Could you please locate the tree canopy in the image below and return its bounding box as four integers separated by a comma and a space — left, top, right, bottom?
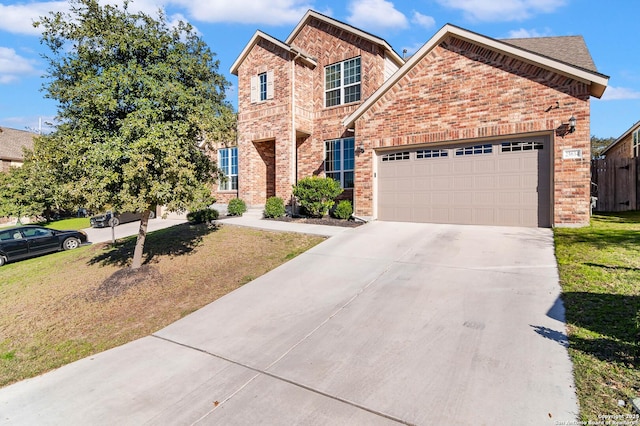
34, 0, 235, 268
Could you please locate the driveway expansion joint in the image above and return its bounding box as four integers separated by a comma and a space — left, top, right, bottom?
151, 334, 413, 425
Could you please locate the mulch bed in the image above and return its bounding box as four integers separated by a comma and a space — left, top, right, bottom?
266, 216, 364, 228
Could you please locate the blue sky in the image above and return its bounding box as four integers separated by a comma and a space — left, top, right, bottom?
0, 0, 638, 138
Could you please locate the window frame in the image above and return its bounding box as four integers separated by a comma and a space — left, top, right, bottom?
218, 147, 238, 191
324, 57, 361, 108
259, 72, 267, 101
324, 137, 355, 189
633, 129, 640, 157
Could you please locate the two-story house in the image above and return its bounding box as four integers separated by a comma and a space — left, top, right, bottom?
230, 10, 608, 227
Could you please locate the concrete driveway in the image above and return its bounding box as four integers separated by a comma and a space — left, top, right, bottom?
0, 221, 578, 425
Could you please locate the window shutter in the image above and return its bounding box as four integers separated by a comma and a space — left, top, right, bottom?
266, 70, 274, 100
250, 75, 258, 103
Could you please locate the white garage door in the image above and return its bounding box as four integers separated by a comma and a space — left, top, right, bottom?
377, 136, 551, 227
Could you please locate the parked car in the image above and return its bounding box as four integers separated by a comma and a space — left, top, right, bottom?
89, 210, 156, 228
0, 225, 88, 267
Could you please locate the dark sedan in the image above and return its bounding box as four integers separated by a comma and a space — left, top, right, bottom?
0, 225, 88, 266
90, 210, 155, 228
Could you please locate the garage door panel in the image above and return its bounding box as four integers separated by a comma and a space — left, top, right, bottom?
378, 136, 551, 227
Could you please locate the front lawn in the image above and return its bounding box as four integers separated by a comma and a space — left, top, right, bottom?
0, 223, 324, 388
555, 212, 640, 420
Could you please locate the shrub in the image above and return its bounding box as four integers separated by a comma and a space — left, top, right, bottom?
227, 198, 247, 216
264, 196, 286, 218
292, 176, 343, 218
332, 200, 353, 220
187, 208, 219, 224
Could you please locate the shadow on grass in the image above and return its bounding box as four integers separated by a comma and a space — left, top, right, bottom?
593, 211, 640, 225
88, 222, 219, 267
562, 292, 639, 367
557, 229, 640, 252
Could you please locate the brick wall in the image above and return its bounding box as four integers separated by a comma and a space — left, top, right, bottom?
605, 132, 632, 160
356, 36, 592, 226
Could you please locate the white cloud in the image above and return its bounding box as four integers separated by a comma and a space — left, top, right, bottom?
169, 0, 314, 25
0, 1, 68, 36
506, 27, 553, 38
346, 0, 408, 32
436, 0, 567, 22
600, 86, 640, 101
399, 42, 425, 58
412, 11, 435, 29
0, 47, 38, 84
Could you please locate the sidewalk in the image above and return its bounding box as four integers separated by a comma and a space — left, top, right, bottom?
216, 208, 353, 237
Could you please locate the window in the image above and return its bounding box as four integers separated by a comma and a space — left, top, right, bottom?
634, 129, 640, 157
455, 144, 492, 156
325, 137, 354, 188
325, 57, 361, 107
259, 72, 267, 101
416, 149, 448, 159
501, 141, 543, 152
250, 71, 273, 103
218, 147, 238, 191
381, 152, 410, 161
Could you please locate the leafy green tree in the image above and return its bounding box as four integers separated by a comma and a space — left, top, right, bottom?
591, 135, 616, 159
34, 0, 234, 269
0, 158, 50, 222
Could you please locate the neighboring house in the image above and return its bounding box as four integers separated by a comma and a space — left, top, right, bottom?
231, 10, 609, 227
0, 127, 35, 172
600, 120, 640, 159
591, 120, 640, 212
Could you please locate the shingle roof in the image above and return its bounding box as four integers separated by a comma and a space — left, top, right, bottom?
0, 127, 35, 161
501, 35, 598, 74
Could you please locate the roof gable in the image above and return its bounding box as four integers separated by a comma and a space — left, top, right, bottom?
285, 10, 403, 68
501, 35, 598, 73
230, 30, 316, 75
344, 24, 609, 128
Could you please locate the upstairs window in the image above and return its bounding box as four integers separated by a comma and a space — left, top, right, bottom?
218, 147, 238, 191
250, 71, 273, 103
325, 57, 361, 107
325, 137, 355, 188
634, 129, 640, 157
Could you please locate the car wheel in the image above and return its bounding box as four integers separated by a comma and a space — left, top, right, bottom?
0, 255, 6, 267
109, 217, 120, 227
149, 211, 156, 219
63, 237, 81, 250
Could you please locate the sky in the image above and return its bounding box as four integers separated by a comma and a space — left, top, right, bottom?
0, 0, 639, 138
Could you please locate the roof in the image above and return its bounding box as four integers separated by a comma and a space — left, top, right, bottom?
343, 24, 610, 128
230, 10, 404, 76
0, 127, 35, 161
285, 10, 404, 67
601, 120, 640, 156
501, 35, 598, 74
230, 30, 317, 75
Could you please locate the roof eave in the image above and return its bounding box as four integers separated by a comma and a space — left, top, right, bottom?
601, 120, 640, 155
230, 31, 291, 75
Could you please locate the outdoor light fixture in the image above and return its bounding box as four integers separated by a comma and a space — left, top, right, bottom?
568, 115, 577, 134
356, 142, 365, 154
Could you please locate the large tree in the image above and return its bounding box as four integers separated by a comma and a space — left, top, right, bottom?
34, 0, 234, 269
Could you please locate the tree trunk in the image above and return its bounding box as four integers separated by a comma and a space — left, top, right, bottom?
131, 209, 151, 270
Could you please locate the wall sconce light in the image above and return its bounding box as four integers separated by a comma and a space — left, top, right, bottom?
356, 142, 365, 154
568, 115, 576, 134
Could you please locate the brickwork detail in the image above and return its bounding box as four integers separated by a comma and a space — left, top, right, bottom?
356, 36, 592, 225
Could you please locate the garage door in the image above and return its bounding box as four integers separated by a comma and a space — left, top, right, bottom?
377, 136, 551, 227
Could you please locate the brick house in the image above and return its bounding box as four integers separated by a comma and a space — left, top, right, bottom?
600, 120, 640, 159
231, 10, 608, 227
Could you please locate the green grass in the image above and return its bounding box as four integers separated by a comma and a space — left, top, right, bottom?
0, 217, 90, 230
554, 211, 640, 420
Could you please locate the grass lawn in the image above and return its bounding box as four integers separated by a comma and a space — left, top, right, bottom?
0, 223, 324, 388
555, 211, 640, 420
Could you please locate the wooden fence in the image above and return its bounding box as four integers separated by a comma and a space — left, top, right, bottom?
591, 157, 640, 212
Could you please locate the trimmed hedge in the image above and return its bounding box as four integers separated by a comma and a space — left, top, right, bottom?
227, 198, 247, 216
292, 176, 343, 218
264, 196, 286, 218
187, 208, 219, 224
332, 200, 353, 220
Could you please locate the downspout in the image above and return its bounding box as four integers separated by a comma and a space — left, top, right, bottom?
291, 50, 301, 214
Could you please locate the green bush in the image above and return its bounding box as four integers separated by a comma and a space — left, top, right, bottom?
292, 176, 343, 218
227, 198, 247, 216
264, 196, 286, 218
187, 208, 219, 224
332, 200, 353, 220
